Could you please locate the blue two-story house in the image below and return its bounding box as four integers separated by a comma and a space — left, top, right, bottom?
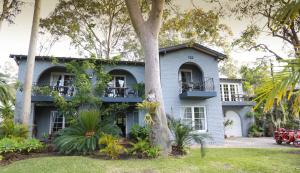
10, 43, 255, 145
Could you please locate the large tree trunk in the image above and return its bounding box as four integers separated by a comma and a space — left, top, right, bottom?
125, 0, 171, 155
141, 34, 171, 155
21, 0, 41, 126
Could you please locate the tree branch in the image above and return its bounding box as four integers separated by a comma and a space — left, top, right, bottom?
249, 43, 283, 60
147, 0, 165, 34
125, 0, 145, 39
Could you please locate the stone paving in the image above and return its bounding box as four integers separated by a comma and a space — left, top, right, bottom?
208, 137, 296, 148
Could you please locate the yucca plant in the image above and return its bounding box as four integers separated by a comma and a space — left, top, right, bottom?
168, 117, 209, 157
54, 109, 101, 154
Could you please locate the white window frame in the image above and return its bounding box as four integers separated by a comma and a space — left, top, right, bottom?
180, 106, 207, 133
110, 75, 127, 88
50, 72, 74, 86
179, 69, 193, 82
49, 111, 65, 135
220, 83, 240, 101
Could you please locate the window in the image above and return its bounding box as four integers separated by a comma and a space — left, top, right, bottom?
223, 84, 229, 101
133, 111, 139, 124
181, 106, 207, 132
49, 111, 65, 134
50, 73, 75, 96
220, 83, 239, 101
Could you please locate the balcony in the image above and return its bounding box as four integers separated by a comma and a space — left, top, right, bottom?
31, 83, 74, 102
222, 94, 256, 106
100, 69, 143, 103
102, 87, 142, 103
179, 78, 217, 99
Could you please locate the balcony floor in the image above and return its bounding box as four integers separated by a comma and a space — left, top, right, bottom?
179, 90, 217, 99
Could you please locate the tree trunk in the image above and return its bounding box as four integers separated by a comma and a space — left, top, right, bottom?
21, 0, 41, 127
125, 0, 171, 155
141, 34, 171, 155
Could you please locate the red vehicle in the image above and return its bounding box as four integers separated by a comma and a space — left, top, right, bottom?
274, 128, 300, 147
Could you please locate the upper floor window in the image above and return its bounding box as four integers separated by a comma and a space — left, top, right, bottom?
220, 83, 239, 101
51, 73, 75, 96
180, 106, 207, 132
49, 111, 65, 135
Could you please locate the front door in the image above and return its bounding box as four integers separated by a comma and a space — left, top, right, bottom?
116, 112, 126, 137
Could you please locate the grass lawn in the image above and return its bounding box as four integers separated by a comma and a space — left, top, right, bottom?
0, 148, 300, 173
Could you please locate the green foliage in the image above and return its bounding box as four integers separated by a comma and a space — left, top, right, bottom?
133, 83, 145, 99
99, 134, 126, 159
239, 60, 270, 96
0, 72, 15, 105
255, 58, 300, 115
160, 8, 232, 51
137, 101, 159, 124
0, 102, 14, 120
40, 0, 132, 58
129, 139, 160, 158
0, 138, 43, 155
129, 124, 150, 141
168, 117, 209, 157
54, 109, 101, 154
32, 86, 52, 96
224, 119, 233, 128
0, 120, 29, 139
248, 124, 263, 137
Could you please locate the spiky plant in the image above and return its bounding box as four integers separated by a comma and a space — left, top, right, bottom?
168, 117, 210, 157
54, 109, 101, 154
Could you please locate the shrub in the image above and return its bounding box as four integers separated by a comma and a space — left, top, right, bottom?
0, 119, 29, 139
0, 138, 43, 155
99, 134, 126, 159
168, 117, 209, 157
248, 124, 263, 137
129, 139, 160, 158
129, 124, 149, 141
54, 109, 101, 154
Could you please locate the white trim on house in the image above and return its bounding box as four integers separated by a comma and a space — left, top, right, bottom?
220, 83, 241, 101
180, 106, 207, 133
49, 111, 65, 135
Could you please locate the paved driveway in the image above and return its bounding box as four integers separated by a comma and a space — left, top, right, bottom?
209, 137, 295, 148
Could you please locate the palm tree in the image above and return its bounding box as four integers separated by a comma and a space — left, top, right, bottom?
0, 73, 13, 105
255, 58, 300, 115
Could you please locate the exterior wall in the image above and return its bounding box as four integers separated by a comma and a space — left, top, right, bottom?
108, 69, 138, 91
34, 106, 57, 139
160, 49, 224, 145
222, 106, 254, 137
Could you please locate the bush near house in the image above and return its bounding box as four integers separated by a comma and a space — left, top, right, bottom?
0, 137, 43, 159
248, 124, 263, 137
129, 124, 150, 141
0, 119, 29, 139
99, 134, 127, 159
129, 139, 160, 159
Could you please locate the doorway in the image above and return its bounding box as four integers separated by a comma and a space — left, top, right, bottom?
116, 112, 126, 137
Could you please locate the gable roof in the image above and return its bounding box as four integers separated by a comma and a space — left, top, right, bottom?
159, 43, 227, 60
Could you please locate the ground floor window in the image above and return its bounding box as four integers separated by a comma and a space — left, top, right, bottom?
180, 106, 207, 132
49, 111, 65, 134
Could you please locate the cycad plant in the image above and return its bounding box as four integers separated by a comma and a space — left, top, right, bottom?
168, 117, 209, 157
54, 109, 101, 154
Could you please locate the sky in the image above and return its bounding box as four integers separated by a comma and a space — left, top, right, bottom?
0, 0, 292, 78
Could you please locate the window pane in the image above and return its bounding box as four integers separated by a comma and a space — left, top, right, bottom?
223, 84, 229, 101
195, 119, 205, 130
183, 107, 192, 118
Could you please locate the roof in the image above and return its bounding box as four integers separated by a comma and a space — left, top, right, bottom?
9, 55, 145, 66
10, 43, 227, 64
159, 43, 227, 60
